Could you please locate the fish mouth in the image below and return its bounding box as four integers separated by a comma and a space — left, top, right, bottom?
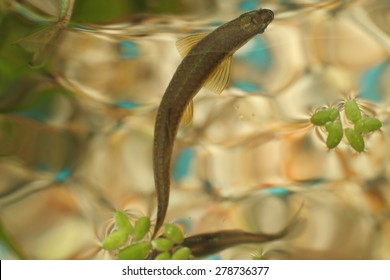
260, 9, 274, 24
255, 8, 274, 32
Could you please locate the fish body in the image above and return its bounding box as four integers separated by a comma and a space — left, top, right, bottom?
153, 9, 274, 236
182, 229, 286, 257
181, 208, 304, 257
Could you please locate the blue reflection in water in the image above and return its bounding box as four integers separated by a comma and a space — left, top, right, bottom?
13, 110, 47, 122
238, 0, 259, 11
204, 255, 222, 260
173, 148, 194, 182
279, 0, 300, 9
266, 187, 290, 197
114, 101, 140, 110
0, 244, 14, 260
359, 61, 388, 102
233, 36, 271, 94
119, 41, 140, 59
233, 81, 261, 93
236, 37, 271, 72
54, 168, 72, 182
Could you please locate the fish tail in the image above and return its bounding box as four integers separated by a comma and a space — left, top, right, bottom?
152, 113, 175, 238
278, 202, 306, 240
152, 177, 169, 238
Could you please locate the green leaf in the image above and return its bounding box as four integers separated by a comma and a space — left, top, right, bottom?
310, 108, 339, 126
115, 211, 133, 235
102, 230, 128, 250
345, 128, 365, 152
163, 224, 184, 244
355, 117, 382, 133
154, 251, 171, 260
325, 120, 343, 149
118, 242, 152, 260
171, 247, 191, 260
152, 238, 173, 252
344, 100, 361, 123
133, 216, 150, 241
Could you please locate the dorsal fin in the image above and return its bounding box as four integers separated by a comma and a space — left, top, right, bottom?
176, 33, 209, 57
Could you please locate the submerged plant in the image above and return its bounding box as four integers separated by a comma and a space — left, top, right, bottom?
310, 98, 382, 152
101, 210, 300, 260
102, 213, 191, 260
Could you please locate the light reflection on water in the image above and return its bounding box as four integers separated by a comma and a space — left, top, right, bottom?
0, 0, 390, 259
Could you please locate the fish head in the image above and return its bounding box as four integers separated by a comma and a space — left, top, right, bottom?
239, 8, 274, 34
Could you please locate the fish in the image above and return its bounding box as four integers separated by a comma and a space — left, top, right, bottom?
152, 8, 274, 237
180, 205, 305, 257
181, 228, 287, 257
147, 228, 288, 259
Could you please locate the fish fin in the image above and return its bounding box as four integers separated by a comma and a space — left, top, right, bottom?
204, 55, 232, 94
181, 100, 193, 125
176, 33, 209, 57
14, 23, 63, 67
14, 24, 52, 51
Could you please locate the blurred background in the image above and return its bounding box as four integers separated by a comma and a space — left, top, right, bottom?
1, 0, 390, 259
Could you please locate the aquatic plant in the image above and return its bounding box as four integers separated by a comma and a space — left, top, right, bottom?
310, 98, 383, 152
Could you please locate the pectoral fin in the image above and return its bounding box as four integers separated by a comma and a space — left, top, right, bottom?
175, 32, 231, 124
176, 33, 209, 57
181, 100, 193, 125
204, 55, 232, 94
176, 34, 208, 126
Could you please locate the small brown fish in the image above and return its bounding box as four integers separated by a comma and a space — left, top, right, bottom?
180, 211, 304, 257
182, 228, 286, 257
152, 9, 274, 237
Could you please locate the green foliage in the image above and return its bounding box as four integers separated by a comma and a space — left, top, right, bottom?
171, 247, 191, 260
115, 211, 133, 235
118, 242, 152, 260
163, 224, 184, 244
355, 117, 382, 133
310, 108, 339, 126
310, 99, 382, 152
133, 216, 151, 241
344, 100, 362, 123
325, 120, 343, 149
72, 0, 192, 23
102, 230, 128, 250
72, 0, 132, 23
101, 211, 133, 250
155, 251, 171, 260
101, 213, 191, 260
152, 238, 174, 252
345, 128, 365, 152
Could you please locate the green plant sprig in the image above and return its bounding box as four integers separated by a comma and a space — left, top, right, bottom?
310, 99, 382, 152
101, 212, 191, 260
